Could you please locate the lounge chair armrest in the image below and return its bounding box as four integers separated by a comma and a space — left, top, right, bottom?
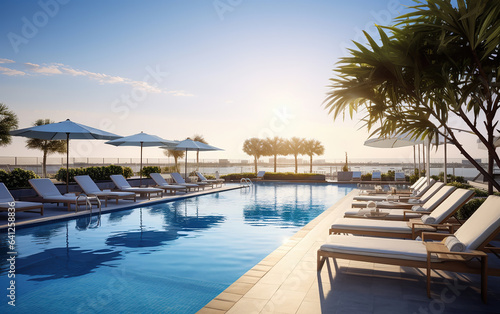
421, 232, 450, 242
403, 210, 431, 219
411, 222, 456, 234
426, 244, 487, 258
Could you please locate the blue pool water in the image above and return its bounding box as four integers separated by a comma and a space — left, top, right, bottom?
0, 182, 354, 313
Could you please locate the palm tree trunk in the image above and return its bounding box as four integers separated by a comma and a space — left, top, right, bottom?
254, 156, 258, 174
274, 155, 277, 172
174, 156, 178, 172
294, 155, 298, 174
196, 150, 200, 171
310, 155, 313, 173
42, 151, 47, 178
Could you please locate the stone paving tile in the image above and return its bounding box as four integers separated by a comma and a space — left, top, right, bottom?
244, 283, 280, 300
261, 290, 307, 313
204, 299, 235, 311
214, 292, 243, 303
225, 297, 267, 314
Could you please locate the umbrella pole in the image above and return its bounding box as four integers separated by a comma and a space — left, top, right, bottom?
418, 145, 421, 177
185, 148, 188, 180
66, 133, 69, 194
413, 145, 416, 177
444, 137, 447, 184
140, 142, 143, 186
426, 141, 431, 186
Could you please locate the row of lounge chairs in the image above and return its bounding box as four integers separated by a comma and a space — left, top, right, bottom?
317, 178, 500, 302
1, 172, 224, 215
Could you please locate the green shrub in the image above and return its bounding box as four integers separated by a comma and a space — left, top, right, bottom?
142, 166, 161, 178
263, 172, 325, 180
1, 168, 39, 189
470, 188, 489, 197
55, 165, 134, 183
163, 166, 177, 173
123, 167, 133, 178
447, 182, 472, 189
381, 170, 395, 181
456, 198, 485, 220
221, 172, 257, 180
361, 173, 372, 181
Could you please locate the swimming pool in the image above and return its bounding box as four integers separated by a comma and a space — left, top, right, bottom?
1, 182, 354, 313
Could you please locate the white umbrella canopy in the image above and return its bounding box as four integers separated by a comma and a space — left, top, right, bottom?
10, 119, 121, 192
161, 139, 223, 178
105, 132, 177, 184
477, 137, 500, 150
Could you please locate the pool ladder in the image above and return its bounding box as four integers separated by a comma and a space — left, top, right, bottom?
240, 178, 254, 188
76, 194, 102, 229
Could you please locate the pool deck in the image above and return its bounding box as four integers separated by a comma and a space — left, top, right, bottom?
198, 190, 500, 313
0, 184, 242, 230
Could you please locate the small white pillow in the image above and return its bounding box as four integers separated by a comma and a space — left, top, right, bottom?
421, 215, 435, 224
444, 236, 466, 252
408, 199, 423, 204
366, 201, 377, 209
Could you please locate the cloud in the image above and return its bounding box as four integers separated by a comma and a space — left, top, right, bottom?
0, 58, 192, 96
0, 58, 15, 64
0, 66, 26, 76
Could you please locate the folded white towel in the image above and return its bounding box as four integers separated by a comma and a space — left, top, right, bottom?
444, 236, 466, 252
411, 205, 425, 212
366, 201, 377, 208
408, 199, 423, 204
421, 214, 435, 224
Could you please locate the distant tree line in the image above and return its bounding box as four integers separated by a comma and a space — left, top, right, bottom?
242, 136, 325, 174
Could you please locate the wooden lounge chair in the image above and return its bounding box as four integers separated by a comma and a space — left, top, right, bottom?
0, 183, 43, 215
345, 185, 456, 221
170, 172, 202, 191
150, 173, 188, 194
356, 178, 435, 201
318, 195, 500, 302
29, 178, 89, 211
75, 175, 136, 206
253, 171, 266, 181
110, 175, 163, 199
331, 188, 474, 239
195, 171, 221, 188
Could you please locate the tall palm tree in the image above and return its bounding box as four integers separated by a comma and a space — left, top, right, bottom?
188, 134, 208, 171
25, 119, 67, 178
303, 139, 325, 173
243, 138, 265, 174
264, 136, 285, 172
0, 103, 18, 147
164, 148, 185, 173
286, 137, 305, 174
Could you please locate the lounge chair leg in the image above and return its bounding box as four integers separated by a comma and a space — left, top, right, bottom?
317, 251, 326, 271
426, 252, 431, 298
482, 255, 488, 303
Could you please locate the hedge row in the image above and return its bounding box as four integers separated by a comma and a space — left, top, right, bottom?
55, 165, 133, 183
0, 168, 39, 189
221, 172, 325, 181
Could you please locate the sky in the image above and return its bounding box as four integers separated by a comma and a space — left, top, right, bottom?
0, 0, 488, 164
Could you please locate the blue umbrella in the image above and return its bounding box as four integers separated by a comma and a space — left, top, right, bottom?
162, 139, 223, 179
10, 119, 121, 192
105, 132, 177, 184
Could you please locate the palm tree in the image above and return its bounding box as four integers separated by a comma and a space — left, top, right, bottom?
243, 138, 265, 174
188, 134, 208, 171
0, 103, 19, 146
303, 139, 325, 173
25, 119, 67, 178
286, 137, 305, 174
324, 0, 500, 193
264, 136, 285, 172
164, 148, 185, 173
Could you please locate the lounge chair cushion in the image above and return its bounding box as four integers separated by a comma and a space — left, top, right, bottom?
320, 235, 440, 262
0, 201, 41, 210
454, 195, 500, 250
29, 179, 63, 197
331, 218, 412, 234
427, 188, 474, 223
0, 183, 15, 203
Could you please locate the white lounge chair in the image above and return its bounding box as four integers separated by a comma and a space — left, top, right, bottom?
332, 188, 474, 238
252, 171, 266, 181
170, 172, 202, 191
345, 185, 456, 220
0, 183, 43, 215
150, 173, 188, 194
318, 195, 500, 302
110, 175, 163, 199
371, 170, 381, 181
195, 171, 221, 187
75, 175, 136, 206
356, 178, 435, 200
352, 181, 444, 205
29, 179, 90, 211
351, 171, 361, 181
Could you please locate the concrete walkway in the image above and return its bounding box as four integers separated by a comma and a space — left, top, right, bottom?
199, 190, 500, 313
